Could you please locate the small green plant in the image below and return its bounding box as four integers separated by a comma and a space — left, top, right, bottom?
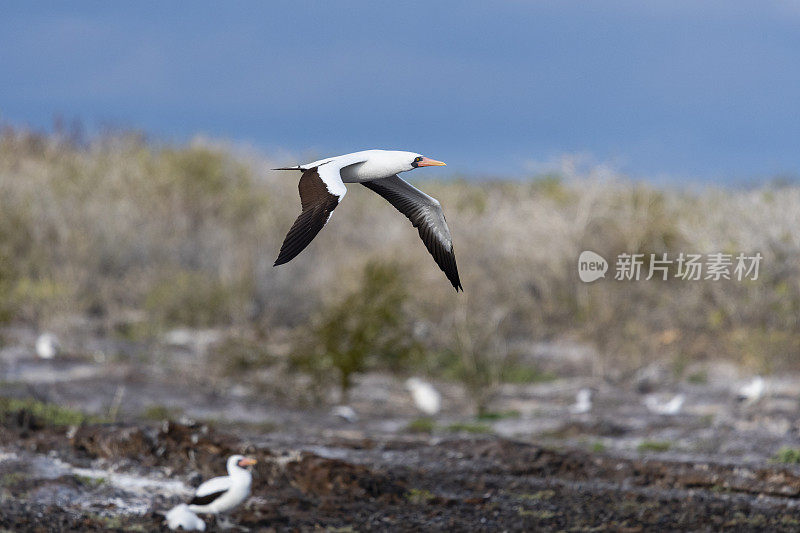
290, 260, 419, 402
445, 421, 492, 434
772, 447, 800, 464
637, 440, 672, 453
141, 404, 181, 421
406, 488, 436, 504
590, 441, 607, 454
687, 371, 708, 384
75, 475, 106, 488
0, 397, 100, 426
406, 417, 435, 433
1, 472, 26, 487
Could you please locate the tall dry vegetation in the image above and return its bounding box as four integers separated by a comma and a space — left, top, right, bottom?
0, 127, 798, 400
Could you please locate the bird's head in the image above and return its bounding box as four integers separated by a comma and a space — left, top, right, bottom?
409, 153, 446, 170
382, 151, 446, 174
228, 454, 257, 472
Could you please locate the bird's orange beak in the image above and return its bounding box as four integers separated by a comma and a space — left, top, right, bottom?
417, 157, 446, 167
238, 457, 257, 467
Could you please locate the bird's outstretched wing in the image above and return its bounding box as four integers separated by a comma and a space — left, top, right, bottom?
362, 175, 462, 291
274, 165, 347, 266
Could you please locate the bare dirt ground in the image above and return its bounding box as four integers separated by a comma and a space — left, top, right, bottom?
3, 324, 800, 531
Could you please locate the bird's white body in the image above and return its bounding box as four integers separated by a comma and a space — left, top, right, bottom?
165, 503, 206, 531
405, 377, 442, 415
570, 388, 592, 414
35, 333, 59, 359
737, 376, 765, 404
188, 455, 253, 515
296, 150, 421, 183
645, 393, 685, 415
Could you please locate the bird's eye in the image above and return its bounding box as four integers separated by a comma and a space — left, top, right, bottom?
414, 157, 423, 163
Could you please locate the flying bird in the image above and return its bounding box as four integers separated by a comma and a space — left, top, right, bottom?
570, 388, 592, 414
405, 377, 442, 416
737, 376, 765, 405
274, 150, 462, 290
644, 393, 685, 415
186, 455, 256, 516
35, 333, 59, 359
331, 405, 358, 423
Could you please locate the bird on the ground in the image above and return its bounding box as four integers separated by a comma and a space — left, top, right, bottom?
186, 455, 256, 516
331, 405, 358, 423
570, 388, 592, 414
35, 333, 59, 359
273, 150, 461, 290
645, 393, 685, 415
405, 377, 442, 416
737, 376, 765, 405
165, 503, 206, 531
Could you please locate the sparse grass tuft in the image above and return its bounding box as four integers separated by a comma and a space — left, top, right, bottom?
406, 488, 436, 504
771, 447, 800, 464
0, 397, 100, 426
140, 404, 181, 421
637, 440, 672, 453
476, 410, 521, 421
590, 441, 607, 453
445, 421, 493, 434
406, 417, 436, 433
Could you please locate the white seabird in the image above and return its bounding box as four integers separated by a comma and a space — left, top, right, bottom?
331, 405, 358, 423
186, 455, 256, 516
35, 333, 59, 359
274, 150, 461, 290
165, 503, 206, 531
737, 376, 765, 404
570, 388, 592, 414
645, 393, 685, 415
405, 377, 442, 416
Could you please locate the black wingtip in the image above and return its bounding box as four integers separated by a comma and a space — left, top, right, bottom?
272, 167, 301, 171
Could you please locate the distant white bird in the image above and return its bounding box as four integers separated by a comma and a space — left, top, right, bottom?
570, 388, 592, 414
331, 405, 358, 423
273, 150, 461, 290
405, 377, 442, 416
737, 376, 765, 404
645, 393, 685, 415
35, 333, 59, 359
165, 503, 206, 531
187, 455, 256, 515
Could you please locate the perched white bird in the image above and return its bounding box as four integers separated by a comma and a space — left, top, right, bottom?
165, 503, 206, 531
737, 376, 765, 404
187, 455, 256, 515
331, 405, 358, 423
35, 333, 59, 359
405, 377, 442, 416
274, 150, 461, 290
570, 388, 592, 414
645, 393, 685, 415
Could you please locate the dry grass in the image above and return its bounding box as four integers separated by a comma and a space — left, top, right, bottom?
1, 126, 798, 393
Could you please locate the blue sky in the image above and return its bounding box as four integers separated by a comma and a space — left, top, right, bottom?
2, 1, 799, 182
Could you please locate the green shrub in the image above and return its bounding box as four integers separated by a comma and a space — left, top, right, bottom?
290, 260, 419, 402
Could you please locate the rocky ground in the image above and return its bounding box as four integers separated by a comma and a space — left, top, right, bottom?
3, 324, 800, 531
